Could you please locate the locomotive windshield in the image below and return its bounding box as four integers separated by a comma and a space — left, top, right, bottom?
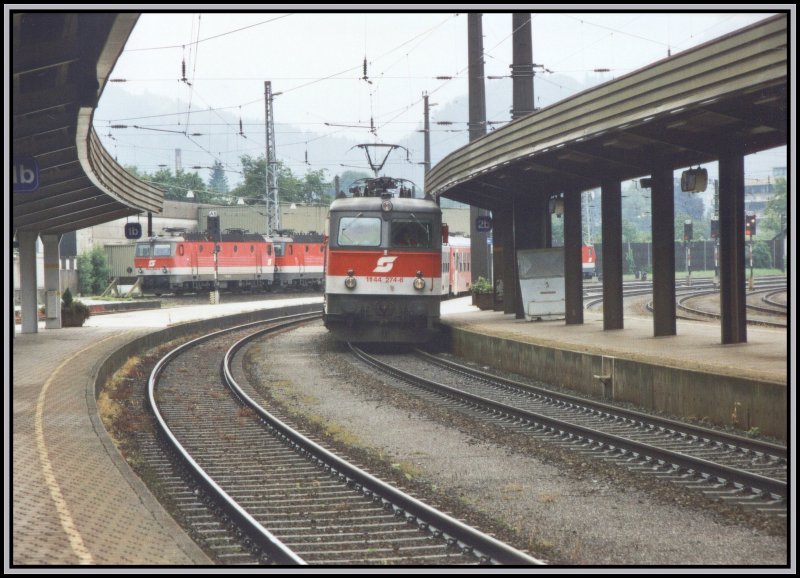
337, 216, 382, 247
391, 217, 433, 248
135, 242, 173, 257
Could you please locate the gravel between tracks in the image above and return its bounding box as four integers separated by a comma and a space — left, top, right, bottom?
242, 322, 787, 567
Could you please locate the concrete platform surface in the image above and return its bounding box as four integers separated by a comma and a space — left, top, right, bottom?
10, 297, 321, 566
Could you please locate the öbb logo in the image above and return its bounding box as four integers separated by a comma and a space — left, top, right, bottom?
373, 256, 398, 273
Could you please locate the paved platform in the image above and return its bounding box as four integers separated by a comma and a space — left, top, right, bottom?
9, 297, 321, 566
440, 298, 789, 384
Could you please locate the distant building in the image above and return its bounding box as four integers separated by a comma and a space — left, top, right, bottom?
744, 178, 776, 218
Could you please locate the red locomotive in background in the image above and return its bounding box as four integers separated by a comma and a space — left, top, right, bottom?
133, 229, 324, 295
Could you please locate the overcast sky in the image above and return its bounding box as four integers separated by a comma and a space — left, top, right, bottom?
95, 9, 787, 183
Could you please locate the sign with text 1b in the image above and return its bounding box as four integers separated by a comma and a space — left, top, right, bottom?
124, 222, 143, 239
476, 215, 492, 232
13, 156, 40, 193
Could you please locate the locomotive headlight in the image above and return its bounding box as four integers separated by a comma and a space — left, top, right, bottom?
138, 268, 144, 274
413, 271, 426, 290
162, 267, 168, 274
381, 199, 393, 213
344, 269, 357, 289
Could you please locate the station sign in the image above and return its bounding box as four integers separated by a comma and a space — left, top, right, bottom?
13, 156, 39, 193
476, 216, 493, 232
124, 222, 143, 239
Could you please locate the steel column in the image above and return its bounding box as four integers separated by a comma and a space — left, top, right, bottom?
651, 168, 677, 336
564, 189, 584, 325
492, 208, 514, 312
719, 150, 748, 344
513, 194, 547, 318
601, 180, 624, 330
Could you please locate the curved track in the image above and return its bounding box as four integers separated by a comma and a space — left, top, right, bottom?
147, 314, 541, 565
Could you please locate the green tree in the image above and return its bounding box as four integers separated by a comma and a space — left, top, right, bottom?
232, 155, 332, 206
124, 166, 208, 203
208, 160, 229, 195
300, 168, 332, 204
761, 177, 787, 237
231, 154, 266, 202
77, 246, 111, 295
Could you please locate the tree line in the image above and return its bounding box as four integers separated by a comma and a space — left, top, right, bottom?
126, 156, 372, 207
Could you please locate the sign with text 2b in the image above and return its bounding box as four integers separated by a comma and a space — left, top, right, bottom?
14, 156, 40, 193
476, 215, 493, 232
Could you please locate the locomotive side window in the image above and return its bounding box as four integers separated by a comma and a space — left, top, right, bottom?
391, 218, 433, 248
153, 244, 172, 257
178, 245, 185, 256
199, 244, 204, 253
337, 217, 381, 247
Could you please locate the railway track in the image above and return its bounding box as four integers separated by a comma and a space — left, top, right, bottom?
349, 345, 787, 519
584, 277, 787, 327
146, 313, 541, 565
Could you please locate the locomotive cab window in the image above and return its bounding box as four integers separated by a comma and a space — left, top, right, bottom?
336, 217, 381, 247
153, 244, 173, 257
391, 218, 433, 248
135, 243, 151, 257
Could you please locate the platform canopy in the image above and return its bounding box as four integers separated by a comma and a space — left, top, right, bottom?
12, 12, 163, 236
426, 15, 787, 208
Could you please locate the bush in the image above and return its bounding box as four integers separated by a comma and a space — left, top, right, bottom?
471, 276, 493, 294
61, 288, 91, 326
751, 242, 773, 269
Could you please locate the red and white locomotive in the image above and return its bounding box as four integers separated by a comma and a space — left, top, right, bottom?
323, 176, 444, 343
133, 229, 324, 294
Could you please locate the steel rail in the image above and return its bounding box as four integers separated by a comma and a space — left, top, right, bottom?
414, 349, 787, 459
221, 335, 543, 565
148, 312, 320, 565
351, 345, 786, 499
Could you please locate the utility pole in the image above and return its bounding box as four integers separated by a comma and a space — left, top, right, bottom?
511, 13, 534, 120
468, 13, 490, 282
264, 81, 280, 236
423, 92, 431, 175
